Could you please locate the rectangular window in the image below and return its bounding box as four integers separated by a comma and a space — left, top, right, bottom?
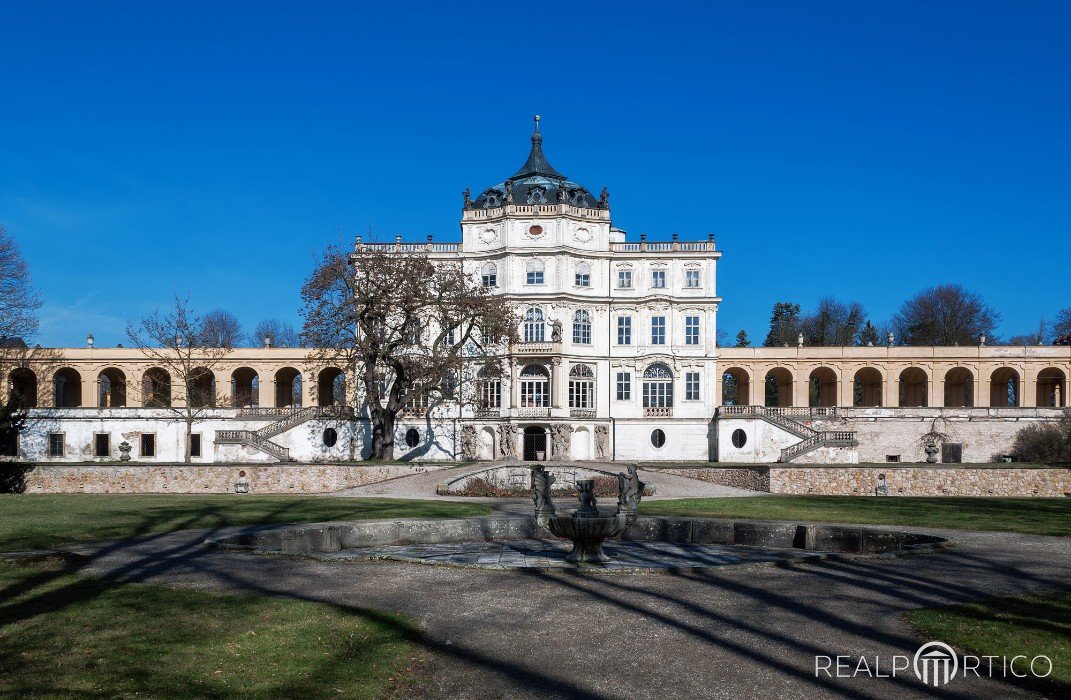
685, 371, 700, 401
575, 271, 590, 287
520, 380, 550, 408
651, 316, 666, 345
94, 433, 110, 458
617, 316, 632, 345
685, 316, 700, 345
480, 379, 502, 409
140, 433, 156, 458
569, 381, 594, 409
48, 432, 65, 458
190, 434, 202, 458
617, 269, 632, 289
651, 269, 666, 288
481, 270, 496, 287
685, 269, 701, 288
615, 372, 632, 401
527, 270, 544, 285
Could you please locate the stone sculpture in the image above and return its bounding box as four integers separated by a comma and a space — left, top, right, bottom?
594, 425, 609, 460
616, 463, 645, 523
498, 423, 516, 459
550, 423, 572, 459
575, 479, 599, 518
530, 464, 556, 526
460, 425, 479, 461
550, 320, 562, 342
462, 187, 471, 209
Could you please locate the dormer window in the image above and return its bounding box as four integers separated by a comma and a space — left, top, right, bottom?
527, 187, 547, 204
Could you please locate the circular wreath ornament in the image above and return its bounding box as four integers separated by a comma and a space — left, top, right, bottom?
478, 227, 498, 244
574, 227, 592, 243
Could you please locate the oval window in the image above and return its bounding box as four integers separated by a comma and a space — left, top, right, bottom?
731, 429, 747, 449
405, 428, 420, 448
651, 429, 666, 449
322, 428, 338, 448
529, 225, 544, 236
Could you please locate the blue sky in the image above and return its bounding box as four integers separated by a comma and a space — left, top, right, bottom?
1, 1, 1068, 347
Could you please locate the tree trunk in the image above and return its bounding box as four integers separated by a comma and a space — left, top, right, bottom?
370, 410, 397, 461
184, 416, 193, 464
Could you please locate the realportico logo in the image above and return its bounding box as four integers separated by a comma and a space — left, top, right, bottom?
815, 641, 1053, 688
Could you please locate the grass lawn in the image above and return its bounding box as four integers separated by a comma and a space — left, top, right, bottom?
641, 496, 1071, 537
0, 558, 417, 698
0, 495, 491, 552
906, 589, 1071, 696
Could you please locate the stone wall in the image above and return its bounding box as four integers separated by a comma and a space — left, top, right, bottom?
768, 466, 1071, 497
23, 462, 448, 494
654, 467, 772, 492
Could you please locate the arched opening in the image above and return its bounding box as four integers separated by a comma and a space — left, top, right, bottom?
274, 367, 302, 407
142, 368, 172, 408
809, 367, 838, 407
989, 368, 1019, 407
721, 367, 750, 406
523, 426, 548, 461
231, 367, 259, 407
53, 368, 82, 408
764, 368, 793, 407
522, 307, 545, 343
1037, 368, 1067, 407
571, 426, 591, 460
572, 309, 591, 345
853, 368, 883, 407
898, 368, 928, 407
8, 368, 37, 409
944, 367, 974, 407
187, 367, 216, 408
478, 427, 495, 460
642, 363, 674, 417
317, 367, 346, 407
97, 368, 127, 407
519, 364, 550, 408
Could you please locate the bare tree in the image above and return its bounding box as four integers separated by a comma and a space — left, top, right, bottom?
127, 296, 231, 463
251, 318, 301, 348
1052, 308, 1071, 342
890, 284, 1000, 346
801, 297, 867, 346
301, 243, 516, 461
198, 309, 243, 348
0, 225, 41, 345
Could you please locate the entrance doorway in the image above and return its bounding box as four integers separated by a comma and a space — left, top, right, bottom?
523, 426, 548, 461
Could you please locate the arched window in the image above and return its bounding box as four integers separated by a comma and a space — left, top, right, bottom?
523, 307, 545, 343
572, 309, 592, 345
519, 365, 550, 408
575, 262, 591, 287
526, 259, 544, 285
642, 363, 673, 415
568, 364, 595, 410
481, 263, 497, 288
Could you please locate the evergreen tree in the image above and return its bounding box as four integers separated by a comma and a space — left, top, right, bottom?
734, 329, 751, 347
858, 320, 880, 346
763, 302, 801, 347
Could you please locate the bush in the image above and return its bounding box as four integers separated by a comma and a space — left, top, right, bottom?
447, 475, 652, 499
0, 462, 31, 493
1012, 416, 1071, 464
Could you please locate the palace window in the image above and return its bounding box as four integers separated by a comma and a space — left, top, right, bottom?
617, 316, 632, 345
617, 269, 633, 289
685, 269, 701, 288
685, 371, 700, 400
568, 364, 595, 409
190, 433, 202, 458
477, 367, 501, 409
526, 260, 544, 285
481, 263, 497, 288
523, 307, 545, 343
575, 262, 591, 288
572, 309, 592, 345
48, 432, 65, 457
685, 316, 700, 345
140, 433, 156, 458
615, 372, 632, 401
519, 365, 550, 408
642, 363, 673, 409
94, 433, 110, 458
651, 316, 666, 345
651, 269, 666, 288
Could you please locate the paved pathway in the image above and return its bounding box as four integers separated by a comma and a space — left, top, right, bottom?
45, 524, 1071, 699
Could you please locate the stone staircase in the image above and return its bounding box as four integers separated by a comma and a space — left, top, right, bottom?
215, 406, 355, 462
716, 405, 857, 462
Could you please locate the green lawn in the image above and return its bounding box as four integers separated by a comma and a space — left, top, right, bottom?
0, 558, 417, 698
641, 496, 1071, 537
0, 495, 490, 552
907, 589, 1071, 696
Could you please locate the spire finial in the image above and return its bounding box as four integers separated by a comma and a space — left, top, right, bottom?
534, 114, 540, 132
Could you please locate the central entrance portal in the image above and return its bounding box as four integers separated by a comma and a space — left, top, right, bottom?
523, 426, 548, 461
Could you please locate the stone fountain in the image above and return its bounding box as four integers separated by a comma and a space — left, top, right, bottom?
530, 464, 645, 564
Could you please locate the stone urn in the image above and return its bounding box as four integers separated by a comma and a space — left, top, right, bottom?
118, 441, 132, 462
546, 480, 627, 564
924, 443, 939, 463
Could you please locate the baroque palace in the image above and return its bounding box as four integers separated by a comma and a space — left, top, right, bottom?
4, 119, 1070, 472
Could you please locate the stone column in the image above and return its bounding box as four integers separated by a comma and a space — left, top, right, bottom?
258, 369, 275, 408
838, 368, 854, 408
883, 368, 897, 408
792, 369, 809, 408
82, 374, 98, 408
125, 366, 143, 407
213, 369, 232, 408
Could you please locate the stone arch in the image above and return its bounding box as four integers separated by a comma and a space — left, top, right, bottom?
231, 367, 259, 407
142, 367, 172, 408
317, 367, 346, 407
8, 368, 37, 409
764, 367, 793, 407
1037, 368, 1067, 407
898, 367, 928, 407
989, 367, 1020, 407
188, 367, 216, 407
943, 367, 974, 407
808, 367, 838, 408
571, 426, 592, 460
721, 367, 750, 406
522, 425, 548, 461
853, 367, 883, 407
274, 367, 303, 407
53, 367, 82, 408
97, 367, 127, 407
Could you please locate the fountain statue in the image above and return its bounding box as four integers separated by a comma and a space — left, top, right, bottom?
534, 464, 645, 564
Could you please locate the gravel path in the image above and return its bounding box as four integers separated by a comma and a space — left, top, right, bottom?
49, 523, 1071, 699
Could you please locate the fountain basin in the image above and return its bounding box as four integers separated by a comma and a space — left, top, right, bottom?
546, 515, 626, 563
